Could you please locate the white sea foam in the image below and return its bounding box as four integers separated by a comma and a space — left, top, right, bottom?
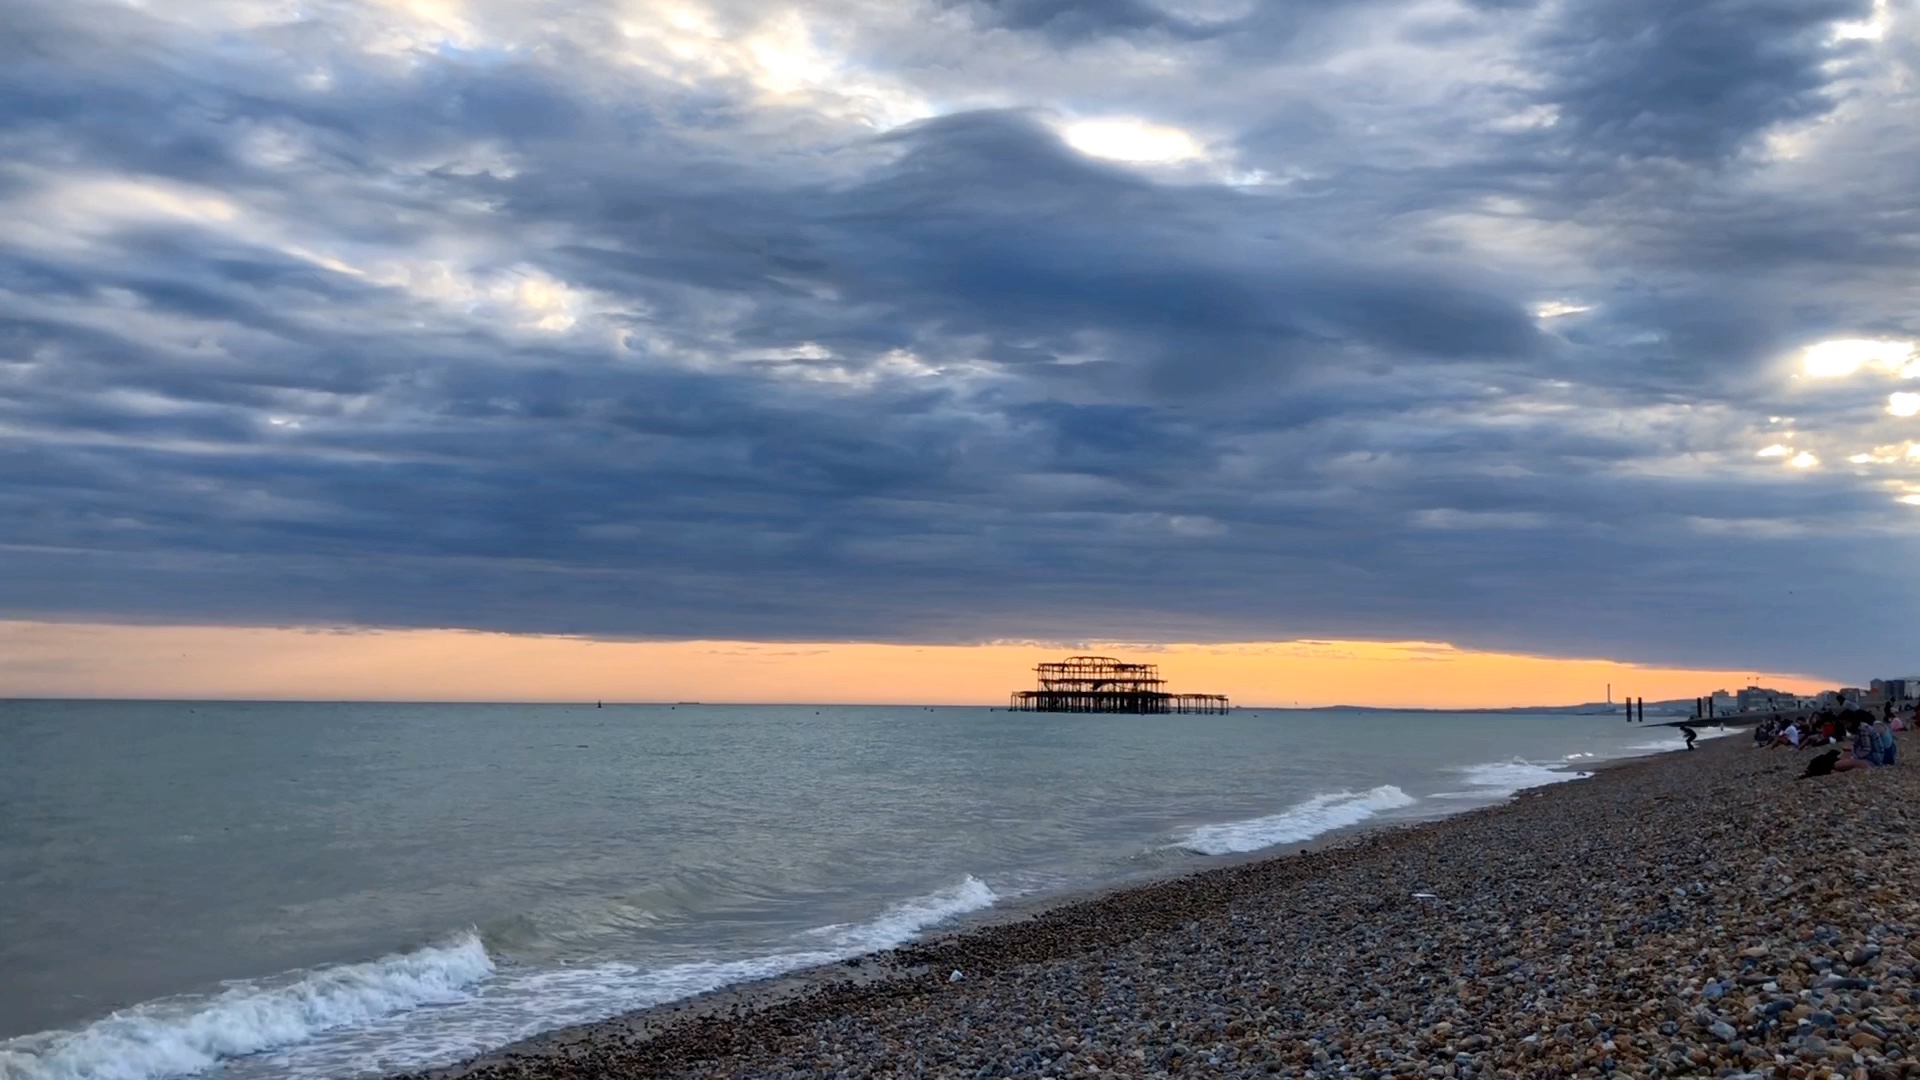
0, 933, 493, 1080
1429, 760, 1588, 800
1629, 726, 1738, 752
1178, 786, 1417, 856
0, 880, 1000, 1080
817, 875, 1000, 951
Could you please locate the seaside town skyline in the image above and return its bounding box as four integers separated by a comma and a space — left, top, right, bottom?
3, 0, 1917, 701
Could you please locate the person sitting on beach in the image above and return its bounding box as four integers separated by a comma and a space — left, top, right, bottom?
1874, 714, 1897, 766
1850, 718, 1878, 764
1818, 719, 1878, 773
1754, 719, 1777, 746
1769, 720, 1803, 750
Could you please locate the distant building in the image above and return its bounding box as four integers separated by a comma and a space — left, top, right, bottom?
1710, 689, 1736, 715
1872, 678, 1920, 701
1735, 685, 1793, 712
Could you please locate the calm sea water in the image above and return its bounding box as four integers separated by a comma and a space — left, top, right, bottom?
0, 701, 1723, 1080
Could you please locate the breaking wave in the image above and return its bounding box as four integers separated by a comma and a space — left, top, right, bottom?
0, 878, 999, 1080
0, 933, 493, 1080
1429, 760, 1588, 800
1629, 725, 1738, 752
807, 875, 1000, 952
1178, 786, 1418, 855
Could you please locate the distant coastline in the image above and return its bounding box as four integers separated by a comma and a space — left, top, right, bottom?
2, 697, 1694, 712
1276, 701, 1679, 716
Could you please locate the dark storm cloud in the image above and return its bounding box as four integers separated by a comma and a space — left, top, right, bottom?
0, 0, 1916, 680
1537, 0, 1872, 163
956, 0, 1215, 41
953, 0, 1383, 48
805, 111, 1549, 390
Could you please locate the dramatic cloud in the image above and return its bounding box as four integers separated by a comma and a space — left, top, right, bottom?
1, 0, 1915, 677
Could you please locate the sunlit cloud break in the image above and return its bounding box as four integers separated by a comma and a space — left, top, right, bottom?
1061, 118, 1207, 164
1802, 339, 1918, 379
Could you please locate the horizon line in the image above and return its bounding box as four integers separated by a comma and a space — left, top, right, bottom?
0, 695, 1706, 712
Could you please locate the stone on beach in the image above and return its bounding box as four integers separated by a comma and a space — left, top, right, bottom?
427, 736, 1920, 1080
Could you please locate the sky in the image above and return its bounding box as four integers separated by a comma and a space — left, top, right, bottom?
0, 622, 1824, 706
1, 0, 1915, 702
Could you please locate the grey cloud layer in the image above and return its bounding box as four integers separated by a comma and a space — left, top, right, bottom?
1, 0, 1916, 678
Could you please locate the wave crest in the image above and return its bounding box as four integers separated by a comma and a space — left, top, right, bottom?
0, 934, 493, 1080
0, 879, 1001, 1080
815, 875, 999, 952
1429, 760, 1586, 800
1178, 786, 1417, 855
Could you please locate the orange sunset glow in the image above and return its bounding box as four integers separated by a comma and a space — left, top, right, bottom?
0, 621, 1828, 708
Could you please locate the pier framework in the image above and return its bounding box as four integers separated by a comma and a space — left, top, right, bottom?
1008, 656, 1229, 714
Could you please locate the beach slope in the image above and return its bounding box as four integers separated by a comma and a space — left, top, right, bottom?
436, 737, 1920, 1079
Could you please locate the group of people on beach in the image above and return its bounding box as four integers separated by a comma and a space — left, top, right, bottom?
1754, 703, 1909, 777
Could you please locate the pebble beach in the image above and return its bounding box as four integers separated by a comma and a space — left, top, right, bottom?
433, 733, 1920, 1080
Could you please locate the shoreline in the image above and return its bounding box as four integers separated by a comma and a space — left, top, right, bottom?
0, 711, 1727, 1080
421, 821, 1412, 1077
422, 826, 1393, 1078
418, 734, 1920, 1079
419, 748, 1688, 1079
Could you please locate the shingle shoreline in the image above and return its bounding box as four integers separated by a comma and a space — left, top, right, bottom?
423, 736, 1920, 1079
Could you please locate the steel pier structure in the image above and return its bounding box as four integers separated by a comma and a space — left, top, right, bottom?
1008, 655, 1229, 714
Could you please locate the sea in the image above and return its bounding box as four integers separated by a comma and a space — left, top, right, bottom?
0, 701, 1732, 1080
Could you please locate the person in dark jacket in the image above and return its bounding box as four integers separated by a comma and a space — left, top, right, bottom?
1801, 749, 1841, 779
